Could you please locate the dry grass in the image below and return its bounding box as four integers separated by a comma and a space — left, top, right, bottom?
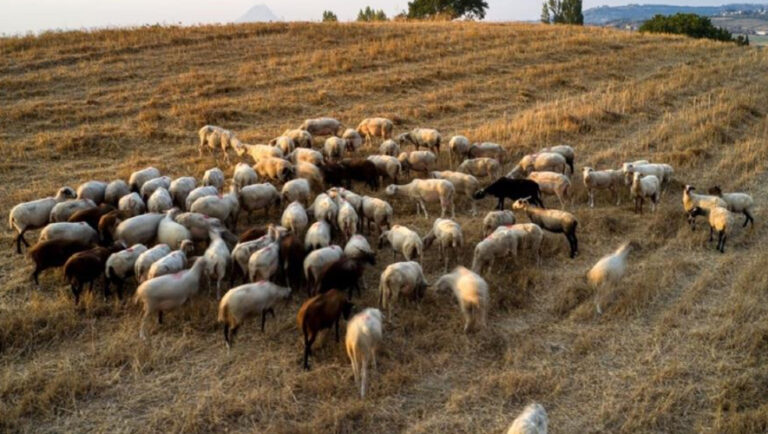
1, 21, 768, 432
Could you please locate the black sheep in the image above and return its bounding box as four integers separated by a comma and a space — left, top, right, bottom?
473, 177, 545, 210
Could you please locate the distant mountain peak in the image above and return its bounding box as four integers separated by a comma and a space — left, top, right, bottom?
236, 4, 280, 23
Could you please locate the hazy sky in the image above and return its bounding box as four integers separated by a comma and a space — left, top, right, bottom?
1, 0, 766, 35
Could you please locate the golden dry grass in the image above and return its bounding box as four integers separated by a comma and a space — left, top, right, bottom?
2, 22, 768, 432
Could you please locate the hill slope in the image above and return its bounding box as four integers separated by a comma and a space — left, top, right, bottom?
1, 22, 768, 432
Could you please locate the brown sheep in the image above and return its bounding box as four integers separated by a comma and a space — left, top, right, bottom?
278, 233, 306, 293
317, 256, 375, 297
297, 289, 354, 370
64, 243, 126, 304
28, 239, 93, 285
68, 203, 116, 232
239, 226, 268, 243
98, 209, 133, 245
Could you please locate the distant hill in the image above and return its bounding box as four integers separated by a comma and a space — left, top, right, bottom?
236, 4, 280, 23
584, 3, 768, 25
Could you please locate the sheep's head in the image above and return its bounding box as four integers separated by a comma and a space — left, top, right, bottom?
632, 172, 644, 184
57, 187, 77, 200
472, 189, 487, 200
582, 167, 593, 177
684, 185, 695, 194
396, 132, 410, 145
377, 231, 390, 249
708, 185, 723, 196
511, 198, 530, 210
432, 275, 452, 295
180, 239, 195, 255
384, 185, 397, 196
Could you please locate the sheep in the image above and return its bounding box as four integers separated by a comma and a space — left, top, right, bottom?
134, 256, 208, 340
397, 128, 441, 154
528, 171, 571, 209
379, 139, 400, 157
134, 243, 172, 283
688, 206, 735, 253
472, 229, 520, 274
139, 176, 172, 202
282, 128, 313, 148
468, 142, 507, 162
205, 228, 231, 299
305, 220, 332, 251
64, 242, 126, 303
174, 212, 221, 242
622, 162, 674, 187
367, 155, 401, 184
297, 289, 353, 369
378, 224, 423, 262
270, 135, 295, 156
169, 177, 197, 209
458, 157, 502, 179
28, 239, 94, 285
361, 196, 393, 235
357, 117, 393, 145
254, 157, 295, 183
433, 266, 489, 332
300, 117, 344, 136
542, 144, 575, 174
323, 137, 346, 162
281, 178, 311, 207
39, 222, 99, 245
430, 170, 480, 216
248, 242, 280, 282
129, 167, 160, 192
281, 201, 309, 236
286, 148, 324, 166
507, 403, 549, 434
230, 227, 281, 285
295, 162, 324, 192
317, 256, 373, 297
582, 167, 624, 208
50, 198, 97, 222
483, 210, 516, 237
588, 241, 638, 314
630, 173, 660, 213
104, 180, 130, 206
303, 245, 344, 294
118, 192, 146, 216
344, 235, 375, 264
337, 199, 359, 242
423, 218, 463, 272
517, 152, 568, 175
232, 163, 259, 193
327, 187, 364, 219
397, 151, 437, 177
683, 185, 728, 230
234, 143, 284, 163
333, 159, 380, 190
378, 261, 428, 319
198, 125, 236, 161
448, 135, 471, 166
147, 240, 195, 282
708, 186, 755, 227
76, 180, 107, 204
67, 203, 116, 231
278, 232, 307, 293
385, 179, 455, 219
218, 281, 292, 348
98, 210, 132, 245
342, 128, 364, 152
310, 193, 339, 226
504, 223, 544, 266
190, 187, 240, 230
473, 177, 545, 210
237, 184, 280, 222
512, 198, 578, 258
115, 213, 165, 246
346, 308, 383, 398
9, 186, 76, 253
200, 168, 224, 191
147, 187, 173, 214
105, 243, 147, 298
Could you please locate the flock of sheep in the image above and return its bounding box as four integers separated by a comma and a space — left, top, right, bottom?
7, 115, 757, 433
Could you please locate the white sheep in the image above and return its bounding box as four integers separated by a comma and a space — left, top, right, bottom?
385, 179, 455, 219
270, 135, 295, 156
542, 144, 575, 173
8, 186, 76, 253
430, 170, 480, 215
337, 199, 359, 242
582, 167, 623, 208
218, 281, 292, 348
468, 142, 507, 162
507, 403, 549, 434
156, 208, 192, 250
147, 240, 195, 280
147, 187, 173, 214
185, 186, 218, 211
504, 223, 544, 266
361, 196, 393, 234
198, 125, 236, 161
379, 224, 422, 262
688, 206, 735, 253
518, 152, 568, 175
202, 168, 225, 191
357, 117, 393, 145
342, 128, 363, 152
304, 220, 332, 251
281, 201, 309, 236
448, 135, 471, 166
134, 256, 207, 340
310, 193, 339, 226
234, 143, 284, 163
190, 187, 240, 229
248, 242, 280, 282
622, 162, 674, 187
105, 243, 148, 296
104, 180, 130, 206
397, 151, 437, 177
379, 139, 400, 157
328, 187, 363, 216
139, 177, 171, 203
282, 128, 313, 148
397, 128, 441, 154
232, 163, 259, 193
76, 181, 107, 204
630, 173, 660, 213
457, 157, 501, 179
423, 218, 463, 272
682, 185, 728, 222
119, 192, 146, 216
205, 228, 231, 299
39, 221, 98, 245
512, 198, 578, 258
378, 261, 428, 319
281, 178, 311, 207
303, 245, 344, 293
49, 198, 96, 222
287, 148, 324, 166
175, 212, 222, 242
472, 228, 520, 274
134, 243, 172, 282
115, 212, 164, 246
253, 157, 295, 183
588, 241, 637, 314
323, 137, 346, 162
169, 177, 196, 210
433, 266, 489, 332
527, 171, 571, 209
346, 307, 383, 398
482, 210, 516, 237
240, 183, 281, 220
295, 162, 324, 192
708, 186, 755, 228
230, 226, 281, 284
367, 155, 402, 184
344, 235, 375, 264
300, 117, 344, 136
129, 167, 160, 192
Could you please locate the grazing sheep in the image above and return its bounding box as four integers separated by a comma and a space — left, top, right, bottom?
688, 206, 735, 253
379, 139, 400, 157
198, 125, 236, 161
119, 192, 146, 216
219, 281, 292, 348
234, 143, 284, 163
240, 183, 281, 220
76, 181, 108, 204
248, 242, 280, 282
270, 135, 296, 156
622, 162, 674, 187
472, 229, 520, 274
588, 241, 638, 314
279, 129, 313, 148
50, 198, 97, 222
205, 228, 231, 299
385, 179, 455, 219
474, 178, 544, 211
28, 239, 93, 285
344, 235, 376, 264
310, 193, 339, 226
507, 403, 549, 434
174, 212, 221, 242
190, 187, 240, 230
129, 167, 161, 192
708, 186, 755, 227
505, 223, 544, 266
115, 213, 165, 248
303, 245, 344, 294
300, 117, 344, 136
139, 176, 172, 203
278, 232, 307, 292
134, 257, 208, 340
342, 128, 364, 152
542, 144, 575, 174
297, 289, 353, 369
582, 167, 623, 208
518, 152, 568, 175
254, 157, 295, 183
98, 210, 132, 245
68, 203, 116, 232
323, 137, 346, 162
433, 266, 489, 332
134, 243, 173, 283
295, 162, 324, 192
367, 155, 402, 184
305, 220, 332, 251
397, 128, 441, 154
397, 151, 437, 178
512, 198, 578, 258
169, 177, 197, 210
281, 201, 309, 236
430, 170, 480, 216
683, 185, 728, 230
378, 261, 428, 319
630, 173, 660, 213
468, 142, 507, 162
337, 199, 359, 242
340, 159, 380, 190
230, 228, 280, 285
423, 218, 463, 272
357, 117, 394, 145
39, 222, 99, 245
147, 187, 173, 214
346, 308, 383, 398
528, 171, 571, 209
328, 187, 363, 221
202, 168, 225, 191
105, 243, 147, 298
448, 135, 471, 166
232, 163, 259, 193
317, 256, 373, 297
482, 210, 516, 237
238, 226, 267, 243
9, 186, 76, 253
281, 178, 311, 207
64, 243, 126, 303
287, 148, 324, 166
104, 180, 130, 206
361, 196, 393, 235
147, 240, 195, 280
379, 224, 423, 262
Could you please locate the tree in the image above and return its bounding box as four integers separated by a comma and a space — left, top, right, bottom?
639, 13, 743, 44
407, 0, 489, 20
322, 10, 338, 22
357, 6, 388, 22
541, 2, 550, 24
541, 0, 581, 24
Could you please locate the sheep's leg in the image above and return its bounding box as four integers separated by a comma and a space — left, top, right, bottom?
708, 226, 714, 242
139, 311, 149, 340
335, 318, 340, 342
32, 267, 41, 285
216, 279, 222, 300
261, 309, 268, 332
588, 190, 594, 208
223, 323, 231, 349
497, 198, 504, 210
303, 334, 314, 370
420, 200, 429, 219
360, 363, 368, 398
157, 311, 163, 325
72, 283, 81, 305
718, 231, 726, 253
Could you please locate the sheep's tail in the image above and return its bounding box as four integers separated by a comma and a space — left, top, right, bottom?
8, 212, 14, 230
106, 265, 115, 279
217, 300, 229, 323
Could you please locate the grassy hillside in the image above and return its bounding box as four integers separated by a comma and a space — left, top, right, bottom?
1, 22, 768, 432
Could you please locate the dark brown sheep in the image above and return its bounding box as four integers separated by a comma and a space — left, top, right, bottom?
278, 233, 306, 293
64, 242, 126, 304
68, 203, 115, 232
341, 158, 380, 190
296, 289, 353, 370
317, 257, 374, 297
28, 239, 93, 285
238, 226, 267, 243
98, 209, 132, 245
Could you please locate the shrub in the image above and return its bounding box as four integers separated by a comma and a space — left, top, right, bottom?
640, 13, 744, 45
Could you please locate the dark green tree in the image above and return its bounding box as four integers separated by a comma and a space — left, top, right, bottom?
541, 0, 581, 24
640, 14, 740, 44
357, 6, 388, 21
562, 0, 583, 24
541, 2, 550, 23
322, 10, 338, 22
407, 0, 489, 20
